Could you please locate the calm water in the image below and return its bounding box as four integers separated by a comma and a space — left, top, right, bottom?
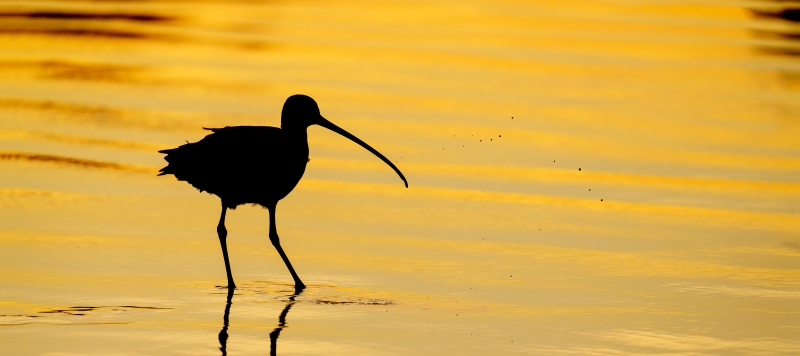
1, 0, 799, 354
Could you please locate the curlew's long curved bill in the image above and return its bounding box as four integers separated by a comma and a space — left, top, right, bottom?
317, 116, 408, 188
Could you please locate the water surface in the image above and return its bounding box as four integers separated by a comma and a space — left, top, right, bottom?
1, 0, 799, 355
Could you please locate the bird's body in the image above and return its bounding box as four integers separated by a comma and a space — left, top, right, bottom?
158, 95, 406, 291
160, 126, 309, 208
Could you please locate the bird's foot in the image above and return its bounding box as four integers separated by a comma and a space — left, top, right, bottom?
293, 282, 306, 292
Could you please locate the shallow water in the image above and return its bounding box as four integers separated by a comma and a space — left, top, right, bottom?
1, 0, 799, 355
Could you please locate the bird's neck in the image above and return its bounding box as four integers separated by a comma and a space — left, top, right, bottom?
283, 127, 308, 142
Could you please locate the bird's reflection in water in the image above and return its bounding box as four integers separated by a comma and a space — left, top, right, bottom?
218, 289, 234, 356
268, 289, 303, 356
218, 287, 304, 356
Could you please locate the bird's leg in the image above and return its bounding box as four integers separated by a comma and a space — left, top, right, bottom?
268, 205, 306, 290
217, 203, 236, 289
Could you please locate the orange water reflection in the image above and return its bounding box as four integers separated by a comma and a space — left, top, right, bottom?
1, 0, 799, 355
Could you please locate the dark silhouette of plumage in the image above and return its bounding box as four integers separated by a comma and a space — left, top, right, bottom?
158, 95, 407, 290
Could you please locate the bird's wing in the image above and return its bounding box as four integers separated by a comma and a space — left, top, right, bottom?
158, 126, 282, 194
157, 126, 256, 155
201, 127, 225, 133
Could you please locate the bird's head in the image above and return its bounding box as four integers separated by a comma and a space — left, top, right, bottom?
281, 94, 322, 130
281, 94, 408, 188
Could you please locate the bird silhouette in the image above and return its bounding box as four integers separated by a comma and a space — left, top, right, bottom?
158, 95, 407, 290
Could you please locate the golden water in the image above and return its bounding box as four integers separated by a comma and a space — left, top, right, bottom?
1, 0, 799, 354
